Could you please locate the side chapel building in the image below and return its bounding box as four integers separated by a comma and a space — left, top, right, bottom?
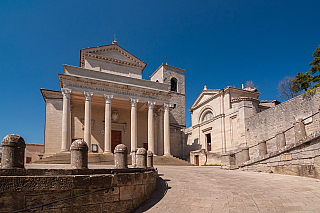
41, 41, 186, 158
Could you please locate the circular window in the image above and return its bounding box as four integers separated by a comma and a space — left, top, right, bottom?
202, 111, 213, 122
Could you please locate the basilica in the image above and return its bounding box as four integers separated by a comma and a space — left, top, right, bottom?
41, 41, 186, 158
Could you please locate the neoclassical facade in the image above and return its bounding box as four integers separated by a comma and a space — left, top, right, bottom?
185, 86, 279, 165
41, 41, 186, 158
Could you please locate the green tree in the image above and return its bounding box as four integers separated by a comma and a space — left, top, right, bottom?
291, 45, 320, 94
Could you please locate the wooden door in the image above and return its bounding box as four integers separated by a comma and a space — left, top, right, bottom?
195, 155, 199, 166
111, 130, 121, 153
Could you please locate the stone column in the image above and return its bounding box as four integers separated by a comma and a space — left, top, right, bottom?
84, 91, 93, 152
61, 88, 71, 152
130, 98, 139, 152
157, 109, 164, 156
104, 95, 113, 153
164, 103, 172, 156
147, 101, 156, 153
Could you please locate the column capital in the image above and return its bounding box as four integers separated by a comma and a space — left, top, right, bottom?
147, 101, 156, 110
62, 88, 72, 99
130, 98, 139, 107
163, 103, 173, 111
104, 94, 113, 104
84, 91, 93, 101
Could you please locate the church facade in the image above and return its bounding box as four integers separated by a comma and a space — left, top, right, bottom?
41, 41, 186, 158
185, 86, 279, 165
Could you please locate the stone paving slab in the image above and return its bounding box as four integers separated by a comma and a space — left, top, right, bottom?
134, 166, 320, 213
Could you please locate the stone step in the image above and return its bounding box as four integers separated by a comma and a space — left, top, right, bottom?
33, 153, 192, 166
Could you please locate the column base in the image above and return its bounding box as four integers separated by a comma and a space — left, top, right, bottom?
164, 154, 173, 157
61, 150, 70, 153
103, 152, 113, 155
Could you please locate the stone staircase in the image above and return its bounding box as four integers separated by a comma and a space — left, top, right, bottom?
33, 153, 192, 166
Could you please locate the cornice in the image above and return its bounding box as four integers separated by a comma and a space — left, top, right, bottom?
150, 63, 185, 78
80, 44, 146, 70
40, 88, 62, 101
231, 97, 260, 104
83, 53, 145, 69
58, 74, 173, 101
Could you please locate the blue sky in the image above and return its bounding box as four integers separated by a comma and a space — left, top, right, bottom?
1, 0, 319, 144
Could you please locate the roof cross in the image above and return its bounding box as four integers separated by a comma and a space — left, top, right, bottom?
165, 57, 168, 65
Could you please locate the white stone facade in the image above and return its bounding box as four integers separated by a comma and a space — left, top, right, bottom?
186, 86, 278, 165
41, 42, 186, 158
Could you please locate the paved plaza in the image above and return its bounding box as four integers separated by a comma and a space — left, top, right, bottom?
134, 166, 320, 213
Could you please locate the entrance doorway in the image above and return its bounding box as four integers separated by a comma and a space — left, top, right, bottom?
195, 155, 199, 166
206, 133, 211, 151
111, 130, 121, 153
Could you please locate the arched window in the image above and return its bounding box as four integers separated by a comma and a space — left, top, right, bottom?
171, 78, 177, 92
202, 111, 213, 122
156, 80, 159, 82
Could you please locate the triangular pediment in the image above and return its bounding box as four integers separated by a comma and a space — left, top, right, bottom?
190, 90, 220, 111
80, 43, 146, 70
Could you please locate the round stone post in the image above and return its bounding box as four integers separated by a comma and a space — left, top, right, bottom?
136, 148, 147, 168
114, 144, 128, 169
242, 146, 250, 162
1, 134, 26, 169
147, 150, 153, 168
70, 139, 88, 169
258, 141, 267, 156
294, 119, 307, 142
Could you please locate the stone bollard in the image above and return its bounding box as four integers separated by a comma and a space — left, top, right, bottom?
242, 146, 250, 162
276, 132, 286, 149
136, 148, 147, 168
147, 150, 153, 168
1, 134, 26, 169
114, 144, 128, 169
70, 139, 88, 169
294, 119, 307, 142
131, 149, 137, 167
258, 141, 267, 156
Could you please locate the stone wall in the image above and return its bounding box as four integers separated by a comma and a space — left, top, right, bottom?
0, 168, 157, 213
245, 88, 320, 159
240, 131, 320, 179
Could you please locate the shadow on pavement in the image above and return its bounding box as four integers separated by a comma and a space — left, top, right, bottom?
133, 174, 170, 212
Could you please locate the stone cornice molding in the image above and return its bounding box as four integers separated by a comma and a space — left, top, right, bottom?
84, 53, 145, 69
61, 88, 72, 99
84, 91, 93, 101
104, 94, 113, 104
130, 98, 139, 107
80, 44, 146, 70
231, 97, 260, 104
40, 89, 63, 101
147, 101, 156, 110
58, 74, 173, 102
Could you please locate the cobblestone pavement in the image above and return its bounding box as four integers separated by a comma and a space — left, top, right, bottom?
134, 166, 320, 213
